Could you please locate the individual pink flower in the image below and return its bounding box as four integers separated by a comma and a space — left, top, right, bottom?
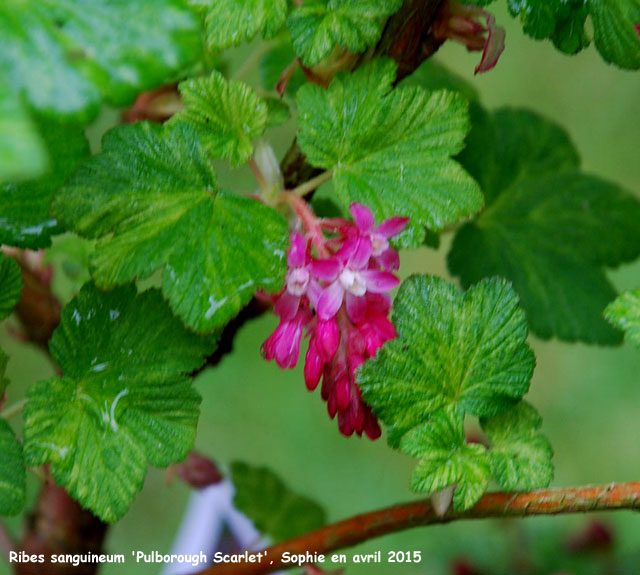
262, 308, 308, 369
313, 240, 399, 323
346, 203, 409, 271
274, 232, 313, 320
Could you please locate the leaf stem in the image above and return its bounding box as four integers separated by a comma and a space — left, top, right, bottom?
289, 170, 333, 198
198, 482, 640, 575
0, 398, 27, 420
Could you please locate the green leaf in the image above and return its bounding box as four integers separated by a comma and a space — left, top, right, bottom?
0, 255, 22, 321
605, 290, 640, 347
0, 82, 47, 183
1, 0, 201, 118
0, 0, 201, 181
481, 402, 553, 490
170, 72, 269, 167
230, 462, 326, 541
0, 419, 26, 516
287, 0, 402, 66
589, 0, 640, 68
23, 283, 214, 522
399, 408, 490, 510
508, 0, 640, 68
448, 106, 640, 345
297, 59, 483, 247
197, 0, 288, 51
0, 120, 89, 248
53, 122, 288, 333
358, 275, 534, 447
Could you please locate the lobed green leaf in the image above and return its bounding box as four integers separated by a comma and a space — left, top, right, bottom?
287, 0, 403, 66
23, 283, 215, 522
358, 275, 534, 447
448, 106, 640, 344
297, 59, 483, 247
169, 72, 269, 167
481, 402, 554, 490
508, 0, 640, 68
399, 408, 491, 511
195, 0, 288, 51
53, 122, 289, 333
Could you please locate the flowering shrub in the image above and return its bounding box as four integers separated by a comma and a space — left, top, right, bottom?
0, 1, 639, 574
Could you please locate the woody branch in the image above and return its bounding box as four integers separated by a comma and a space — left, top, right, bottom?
200, 482, 640, 575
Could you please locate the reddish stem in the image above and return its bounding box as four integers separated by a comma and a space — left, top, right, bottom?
279, 192, 331, 258
199, 482, 640, 575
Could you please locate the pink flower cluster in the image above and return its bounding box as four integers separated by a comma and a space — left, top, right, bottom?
263, 202, 408, 439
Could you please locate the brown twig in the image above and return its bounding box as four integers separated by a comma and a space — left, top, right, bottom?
14, 482, 108, 575
199, 483, 640, 575
0, 521, 15, 561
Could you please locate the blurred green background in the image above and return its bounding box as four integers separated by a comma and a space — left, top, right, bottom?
2, 3, 640, 574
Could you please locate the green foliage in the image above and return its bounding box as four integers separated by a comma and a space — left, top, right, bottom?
605, 290, 640, 347
0, 0, 201, 181
359, 275, 551, 509
358, 275, 535, 447
0, 419, 25, 516
589, 0, 640, 68
0, 255, 22, 320
170, 72, 268, 167
448, 106, 640, 345
399, 408, 491, 511
53, 122, 289, 333
507, 0, 640, 68
23, 283, 215, 522
481, 402, 554, 490
287, 0, 402, 66
0, 253, 21, 430
297, 59, 483, 247
196, 0, 288, 51
230, 462, 326, 540
0, 120, 89, 248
